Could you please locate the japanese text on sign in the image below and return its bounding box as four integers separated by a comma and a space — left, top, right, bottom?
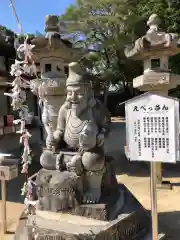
125, 93, 179, 163
133, 104, 168, 112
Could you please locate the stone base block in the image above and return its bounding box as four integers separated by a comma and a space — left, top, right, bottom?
14, 184, 166, 240
72, 203, 108, 221
36, 169, 83, 212
26, 210, 147, 239
25, 209, 165, 240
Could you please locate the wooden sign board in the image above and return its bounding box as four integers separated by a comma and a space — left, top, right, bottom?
0, 165, 18, 180
125, 92, 179, 163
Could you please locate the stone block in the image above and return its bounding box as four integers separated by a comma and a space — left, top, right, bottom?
26, 208, 149, 240
36, 169, 82, 212
24, 184, 165, 240
72, 203, 108, 221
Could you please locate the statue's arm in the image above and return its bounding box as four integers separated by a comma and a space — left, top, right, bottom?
53, 103, 67, 141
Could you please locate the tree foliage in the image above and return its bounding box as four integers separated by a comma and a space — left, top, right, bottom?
60, 0, 145, 95
60, 0, 180, 93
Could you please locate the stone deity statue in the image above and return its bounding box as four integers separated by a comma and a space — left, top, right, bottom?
40, 62, 110, 204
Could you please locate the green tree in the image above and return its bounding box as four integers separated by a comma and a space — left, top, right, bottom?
60, 0, 144, 101
61, 0, 180, 91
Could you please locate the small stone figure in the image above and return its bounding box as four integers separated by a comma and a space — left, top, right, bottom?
146, 14, 174, 47
125, 13, 180, 59
147, 14, 160, 34
40, 62, 110, 205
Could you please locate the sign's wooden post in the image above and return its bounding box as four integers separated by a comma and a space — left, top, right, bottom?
1, 180, 6, 233
0, 158, 18, 234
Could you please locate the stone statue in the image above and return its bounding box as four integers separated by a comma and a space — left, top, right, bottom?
40, 62, 110, 205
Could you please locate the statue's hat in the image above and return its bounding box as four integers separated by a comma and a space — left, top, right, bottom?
66, 62, 91, 86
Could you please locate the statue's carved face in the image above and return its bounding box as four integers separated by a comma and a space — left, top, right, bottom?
66, 85, 88, 115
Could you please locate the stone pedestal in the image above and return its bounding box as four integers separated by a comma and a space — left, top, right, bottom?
15, 159, 166, 239
15, 184, 165, 240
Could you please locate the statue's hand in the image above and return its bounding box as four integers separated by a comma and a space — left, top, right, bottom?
79, 133, 96, 151
66, 154, 83, 175
53, 130, 62, 141
79, 122, 97, 151
46, 136, 54, 151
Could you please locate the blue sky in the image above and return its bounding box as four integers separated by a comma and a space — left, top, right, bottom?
0, 0, 75, 34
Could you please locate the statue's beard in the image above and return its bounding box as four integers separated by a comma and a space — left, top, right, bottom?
70, 101, 87, 116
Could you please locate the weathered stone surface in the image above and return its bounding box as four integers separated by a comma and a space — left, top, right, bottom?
35, 158, 121, 220
133, 72, 180, 92
36, 169, 82, 212
24, 185, 165, 240
125, 14, 180, 60
31, 16, 85, 62
72, 203, 108, 221
45, 15, 59, 33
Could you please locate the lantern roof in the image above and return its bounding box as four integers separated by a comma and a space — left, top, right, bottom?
31, 15, 87, 63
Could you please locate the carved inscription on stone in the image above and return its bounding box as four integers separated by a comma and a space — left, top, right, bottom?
37, 234, 66, 240
38, 186, 73, 196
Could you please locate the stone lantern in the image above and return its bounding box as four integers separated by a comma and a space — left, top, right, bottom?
125, 13, 180, 188
30, 15, 85, 147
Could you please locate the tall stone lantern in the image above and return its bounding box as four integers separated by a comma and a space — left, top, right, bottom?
125, 14, 180, 188
30, 15, 85, 148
